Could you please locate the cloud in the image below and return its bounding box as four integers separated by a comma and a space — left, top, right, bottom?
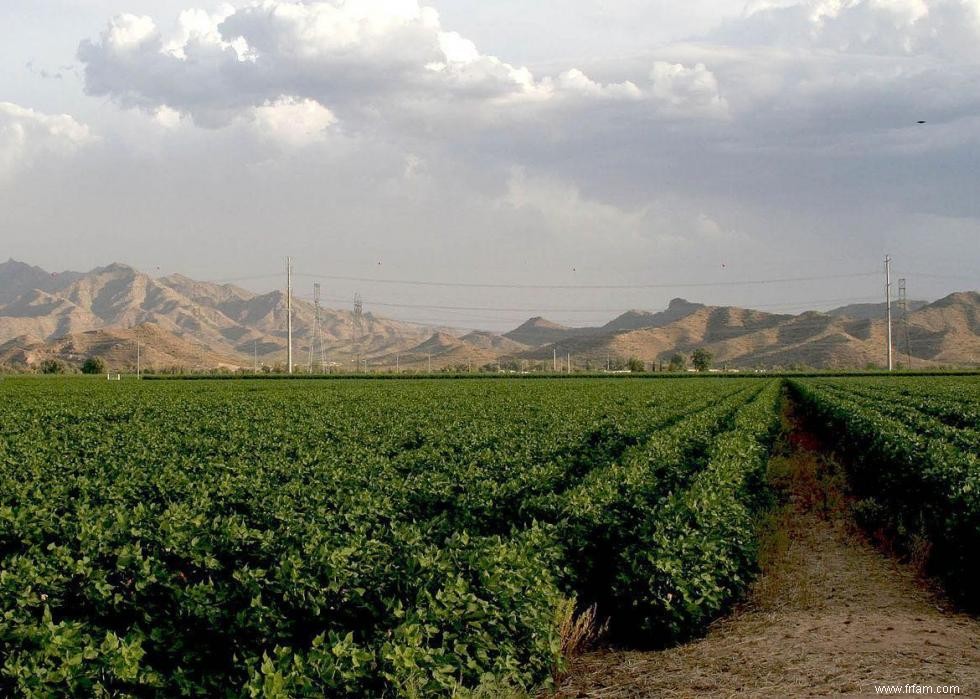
716, 0, 980, 58
77, 0, 730, 132
497, 168, 757, 256
10, 0, 973, 309
0, 102, 92, 177
68, 0, 980, 217
251, 96, 337, 146
554, 69, 643, 101
650, 61, 728, 116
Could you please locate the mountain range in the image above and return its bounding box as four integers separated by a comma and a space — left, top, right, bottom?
1, 259, 977, 371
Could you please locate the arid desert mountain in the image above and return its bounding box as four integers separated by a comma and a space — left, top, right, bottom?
0, 324, 241, 371
0, 259, 977, 370
518, 294, 978, 369
0, 259, 453, 369
826, 300, 929, 321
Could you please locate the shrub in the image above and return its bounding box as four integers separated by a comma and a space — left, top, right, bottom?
81, 357, 107, 375
38, 359, 66, 374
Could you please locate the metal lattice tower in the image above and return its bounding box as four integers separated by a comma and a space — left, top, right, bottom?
353, 293, 363, 373
308, 283, 326, 373
885, 255, 893, 371
898, 278, 912, 369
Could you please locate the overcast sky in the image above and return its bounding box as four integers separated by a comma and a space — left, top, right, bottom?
1, 0, 977, 330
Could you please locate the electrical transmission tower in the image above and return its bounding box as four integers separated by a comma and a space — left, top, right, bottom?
884, 255, 893, 371
285, 257, 293, 374
898, 278, 912, 370
353, 293, 363, 373
308, 283, 326, 373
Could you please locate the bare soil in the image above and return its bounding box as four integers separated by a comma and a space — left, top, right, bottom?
554, 400, 980, 698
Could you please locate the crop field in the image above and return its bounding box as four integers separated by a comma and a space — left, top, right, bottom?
789, 376, 980, 606
0, 375, 976, 696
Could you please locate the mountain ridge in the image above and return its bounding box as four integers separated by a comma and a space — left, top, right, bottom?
1, 260, 977, 370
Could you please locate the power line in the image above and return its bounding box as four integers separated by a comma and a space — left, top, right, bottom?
292, 293, 885, 315
896, 271, 978, 282
292, 270, 880, 291
195, 268, 973, 291
203, 273, 283, 284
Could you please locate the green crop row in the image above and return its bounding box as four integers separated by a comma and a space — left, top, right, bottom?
0, 378, 783, 696
789, 377, 979, 607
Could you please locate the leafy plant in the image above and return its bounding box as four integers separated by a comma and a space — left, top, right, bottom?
789, 377, 980, 608
0, 376, 789, 694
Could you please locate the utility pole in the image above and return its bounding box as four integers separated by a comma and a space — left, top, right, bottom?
254, 339, 258, 374
899, 278, 912, 370
136, 337, 140, 379
885, 255, 893, 371
553, 348, 557, 372
286, 256, 293, 374
427, 353, 431, 373
353, 293, 363, 373
192, 306, 204, 373
566, 352, 570, 374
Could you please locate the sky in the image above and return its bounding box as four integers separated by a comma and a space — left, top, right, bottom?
1, 0, 978, 330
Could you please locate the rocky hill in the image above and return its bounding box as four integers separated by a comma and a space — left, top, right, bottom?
0, 324, 241, 371
518, 293, 979, 369
0, 260, 451, 371
1, 260, 976, 371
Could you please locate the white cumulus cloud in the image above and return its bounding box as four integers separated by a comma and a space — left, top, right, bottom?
0, 102, 92, 177
717, 0, 980, 57
650, 61, 728, 116
77, 0, 731, 132
251, 96, 337, 146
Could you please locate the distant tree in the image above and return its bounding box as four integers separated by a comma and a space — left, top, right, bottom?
691, 348, 713, 372
627, 357, 645, 373
668, 354, 686, 372
81, 356, 106, 375
39, 359, 66, 375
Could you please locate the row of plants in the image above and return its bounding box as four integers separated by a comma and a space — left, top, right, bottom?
553, 381, 781, 642
0, 378, 778, 696
819, 377, 979, 430
789, 377, 979, 608
813, 382, 978, 453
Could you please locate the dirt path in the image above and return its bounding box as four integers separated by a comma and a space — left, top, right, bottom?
555, 401, 980, 698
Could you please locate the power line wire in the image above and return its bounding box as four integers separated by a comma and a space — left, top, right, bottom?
292, 293, 885, 315
292, 270, 880, 291
896, 271, 978, 282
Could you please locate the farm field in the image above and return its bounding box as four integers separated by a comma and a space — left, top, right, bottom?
789, 377, 980, 607
0, 375, 977, 696
561, 375, 980, 697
